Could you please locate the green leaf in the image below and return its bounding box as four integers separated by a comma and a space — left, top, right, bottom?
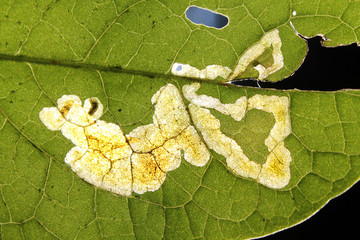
0, 1, 359, 239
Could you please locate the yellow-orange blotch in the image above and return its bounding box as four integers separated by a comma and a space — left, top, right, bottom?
40, 82, 292, 195
39, 84, 210, 196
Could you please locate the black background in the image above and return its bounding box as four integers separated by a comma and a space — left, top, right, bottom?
234, 36, 360, 90
241, 37, 360, 239
266, 181, 359, 239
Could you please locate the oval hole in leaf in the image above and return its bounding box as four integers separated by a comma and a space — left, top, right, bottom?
185, 6, 229, 29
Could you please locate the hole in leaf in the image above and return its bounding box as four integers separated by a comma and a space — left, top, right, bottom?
185, 6, 229, 29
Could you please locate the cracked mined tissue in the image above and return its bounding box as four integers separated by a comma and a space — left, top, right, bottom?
39, 84, 209, 196
40, 83, 292, 196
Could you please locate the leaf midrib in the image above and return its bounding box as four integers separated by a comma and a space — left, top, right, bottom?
0, 53, 227, 86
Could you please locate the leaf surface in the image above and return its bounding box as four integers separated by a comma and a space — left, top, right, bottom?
0, 1, 359, 239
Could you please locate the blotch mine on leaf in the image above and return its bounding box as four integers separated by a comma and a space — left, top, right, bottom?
40, 95, 133, 196
39, 84, 210, 196
84, 120, 131, 161
39, 107, 64, 131
126, 84, 210, 193
131, 153, 166, 194
183, 82, 292, 188
40, 83, 291, 195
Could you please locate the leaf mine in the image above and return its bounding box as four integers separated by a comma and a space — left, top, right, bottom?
184, 82, 292, 188
171, 29, 284, 81
228, 29, 284, 81
171, 63, 232, 80
39, 84, 210, 196
39, 82, 292, 196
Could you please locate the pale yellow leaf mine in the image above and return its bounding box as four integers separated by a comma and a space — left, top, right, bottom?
184, 83, 292, 188
40, 84, 209, 196
40, 81, 291, 196
171, 29, 284, 81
